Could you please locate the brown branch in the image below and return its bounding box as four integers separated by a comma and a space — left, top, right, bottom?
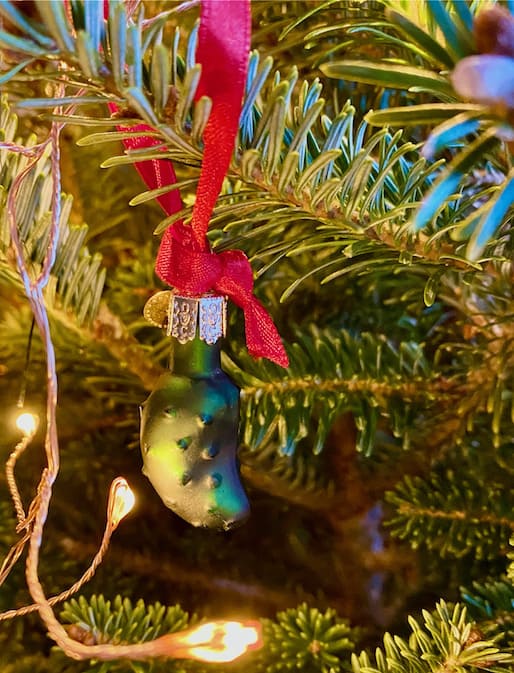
59, 537, 311, 612
42, 300, 163, 392
241, 374, 455, 403
91, 303, 163, 391
396, 503, 514, 530
240, 463, 334, 512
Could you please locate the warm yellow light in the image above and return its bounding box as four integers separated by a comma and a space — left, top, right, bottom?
109, 477, 135, 527
175, 620, 262, 662
15, 412, 39, 436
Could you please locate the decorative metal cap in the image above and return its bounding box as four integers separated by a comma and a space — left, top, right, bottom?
144, 291, 227, 345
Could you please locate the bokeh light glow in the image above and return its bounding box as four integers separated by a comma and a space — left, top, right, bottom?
15, 412, 39, 436
176, 620, 262, 662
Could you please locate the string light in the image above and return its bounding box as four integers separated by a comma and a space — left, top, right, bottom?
180, 620, 262, 662
109, 478, 136, 528
15, 411, 39, 437
0, 477, 137, 623
150, 619, 263, 662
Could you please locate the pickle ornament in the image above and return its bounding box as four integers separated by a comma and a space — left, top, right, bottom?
140, 292, 250, 530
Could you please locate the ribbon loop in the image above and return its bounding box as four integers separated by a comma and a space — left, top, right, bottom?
191, 0, 251, 242
115, 0, 288, 367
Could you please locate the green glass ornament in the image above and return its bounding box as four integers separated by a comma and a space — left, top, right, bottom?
140, 293, 250, 530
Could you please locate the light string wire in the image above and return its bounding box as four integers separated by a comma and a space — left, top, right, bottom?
0, 121, 65, 591
0, 91, 163, 660
0, 85, 259, 666
0, 478, 126, 622
1, 317, 39, 561
0, 428, 37, 587
1, 95, 166, 660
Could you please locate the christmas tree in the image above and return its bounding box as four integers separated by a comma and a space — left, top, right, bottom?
1, 0, 514, 671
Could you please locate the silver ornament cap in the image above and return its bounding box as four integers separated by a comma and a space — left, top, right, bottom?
143, 291, 227, 344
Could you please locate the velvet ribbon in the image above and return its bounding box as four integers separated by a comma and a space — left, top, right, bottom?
111, 0, 288, 367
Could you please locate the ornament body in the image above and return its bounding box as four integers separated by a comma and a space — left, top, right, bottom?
140, 338, 249, 530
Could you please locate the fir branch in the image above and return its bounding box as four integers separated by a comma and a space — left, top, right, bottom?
462, 579, 514, 645
60, 594, 192, 648
3, 2, 509, 282
392, 505, 514, 532
59, 537, 311, 612
240, 372, 449, 402
316, 0, 514, 261
255, 603, 358, 673
226, 325, 450, 456
0, 220, 162, 392
0, 97, 105, 328
240, 459, 335, 513
386, 471, 514, 560
0, 98, 163, 391
90, 303, 162, 391
0, 5, 458, 280
352, 601, 512, 673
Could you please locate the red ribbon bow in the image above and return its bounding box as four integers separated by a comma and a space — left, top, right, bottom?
113, 0, 288, 367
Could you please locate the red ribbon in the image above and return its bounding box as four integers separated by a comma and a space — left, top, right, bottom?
112, 0, 288, 367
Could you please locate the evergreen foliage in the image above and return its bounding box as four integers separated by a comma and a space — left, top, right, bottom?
56, 595, 193, 673
0, 96, 105, 326
386, 470, 514, 560
256, 603, 358, 673
60, 594, 192, 647
227, 326, 436, 456
0, 1, 514, 673
462, 578, 514, 644
351, 601, 512, 673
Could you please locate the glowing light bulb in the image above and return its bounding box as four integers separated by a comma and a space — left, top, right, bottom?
174, 620, 262, 662
15, 412, 39, 436
109, 477, 135, 527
